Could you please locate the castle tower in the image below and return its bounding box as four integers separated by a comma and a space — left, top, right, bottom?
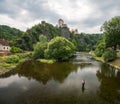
58, 19, 64, 27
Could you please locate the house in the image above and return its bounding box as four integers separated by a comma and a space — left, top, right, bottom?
0, 39, 11, 51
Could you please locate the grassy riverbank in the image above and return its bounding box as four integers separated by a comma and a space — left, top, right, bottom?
0, 52, 32, 75
37, 59, 56, 64
92, 52, 120, 70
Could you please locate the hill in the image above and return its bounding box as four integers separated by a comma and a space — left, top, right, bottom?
0, 22, 103, 51
0, 25, 23, 41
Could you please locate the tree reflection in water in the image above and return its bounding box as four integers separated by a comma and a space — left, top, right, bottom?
96, 64, 120, 104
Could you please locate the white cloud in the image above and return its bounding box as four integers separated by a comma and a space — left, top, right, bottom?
0, 0, 120, 33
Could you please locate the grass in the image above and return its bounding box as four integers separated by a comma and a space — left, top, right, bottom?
0, 52, 32, 75
37, 59, 56, 64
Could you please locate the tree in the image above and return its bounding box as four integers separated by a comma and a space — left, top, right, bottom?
102, 48, 116, 62
39, 35, 47, 43
33, 42, 47, 59
95, 40, 106, 57
45, 36, 76, 61
101, 16, 120, 50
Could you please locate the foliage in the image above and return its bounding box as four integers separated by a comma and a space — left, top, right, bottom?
117, 52, 120, 57
14, 32, 33, 50
101, 16, 120, 50
95, 40, 106, 57
33, 42, 48, 59
0, 25, 22, 41
5, 55, 20, 64
39, 35, 47, 42
71, 33, 102, 51
27, 22, 61, 43
0, 22, 102, 52
45, 36, 76, 61
102, 48, 117, 62
10, 46, 22, 53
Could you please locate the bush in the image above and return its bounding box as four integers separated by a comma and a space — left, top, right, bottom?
33, 42, 47, 59
5, 55, 20, 64
102, 48, 117, 62
44, 36, 75, 61
10, 46, 22, 53
95, 42, 105, 57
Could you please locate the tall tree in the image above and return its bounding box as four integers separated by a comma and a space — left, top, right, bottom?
101, 16, 120, 50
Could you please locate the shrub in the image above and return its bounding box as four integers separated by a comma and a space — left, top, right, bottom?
102, 48, 117, 62
44, 36, 75, 61
33, 42, 47, 59
5, 55, 20, 64
10, 46, 22, 53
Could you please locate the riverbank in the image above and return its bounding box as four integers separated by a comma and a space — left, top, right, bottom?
0, 52, 32, 75
92, 53, 120, 70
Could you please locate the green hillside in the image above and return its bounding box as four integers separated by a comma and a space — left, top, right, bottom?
0, 22, 102, 51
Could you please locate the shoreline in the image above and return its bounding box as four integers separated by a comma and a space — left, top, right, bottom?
92, 55, 120, 70
0, 52, 32, 75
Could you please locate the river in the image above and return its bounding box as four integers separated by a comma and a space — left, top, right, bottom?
0, 53, 120, 104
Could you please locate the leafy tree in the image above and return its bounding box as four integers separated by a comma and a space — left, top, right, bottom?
45, 36, 76, 61
15, 32, 32, 50
95, 40, 106, 57
102, 48, 116, 62
33, 42, 48, 59
101, 16, 120, 50
39, 35, 47, 42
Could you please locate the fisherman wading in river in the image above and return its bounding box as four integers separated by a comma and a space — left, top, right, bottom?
81, 80, 86, 93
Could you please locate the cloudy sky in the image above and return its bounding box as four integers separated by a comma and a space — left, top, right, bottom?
0, 0, 120, 33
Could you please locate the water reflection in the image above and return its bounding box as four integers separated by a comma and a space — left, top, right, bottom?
0, 56, 120, 104
96, 64, 120, 104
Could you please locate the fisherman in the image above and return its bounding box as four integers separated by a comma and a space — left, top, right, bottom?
82, 80, 85, 89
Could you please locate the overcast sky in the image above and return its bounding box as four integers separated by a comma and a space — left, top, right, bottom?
0, 0, 120, 33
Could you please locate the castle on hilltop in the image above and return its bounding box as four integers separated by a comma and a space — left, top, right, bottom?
57, 19, 78, 35
57, 19, 68, 28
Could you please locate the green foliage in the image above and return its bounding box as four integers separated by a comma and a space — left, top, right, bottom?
71, 33, 102, 51
101, 16, 120, 50
2, 52, 31, 66
39, 35, 47, 42
0, 22, 102, 52
102, 48, 117, 62
117, 52, 120, 57
5, 55, 20, 64
0, 25, 22, 41
95, 41, 106, 57
45, 36, 75, 61
27, 22, 61, 43
15, 32, 33, 50
33, 42, 48, 59
10, 46, 22, 53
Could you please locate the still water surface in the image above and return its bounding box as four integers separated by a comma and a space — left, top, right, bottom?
0, 53, 120, 104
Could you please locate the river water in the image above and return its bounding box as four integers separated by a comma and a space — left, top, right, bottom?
0, 53, 120, 104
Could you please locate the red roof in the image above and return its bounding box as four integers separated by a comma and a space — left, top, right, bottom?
0, 39, 9, 46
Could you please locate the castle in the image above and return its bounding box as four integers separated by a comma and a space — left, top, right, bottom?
57, 19, 68, 28
57, 19, 78, 35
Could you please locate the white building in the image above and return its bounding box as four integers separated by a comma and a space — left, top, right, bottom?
0, 39, 11, 51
